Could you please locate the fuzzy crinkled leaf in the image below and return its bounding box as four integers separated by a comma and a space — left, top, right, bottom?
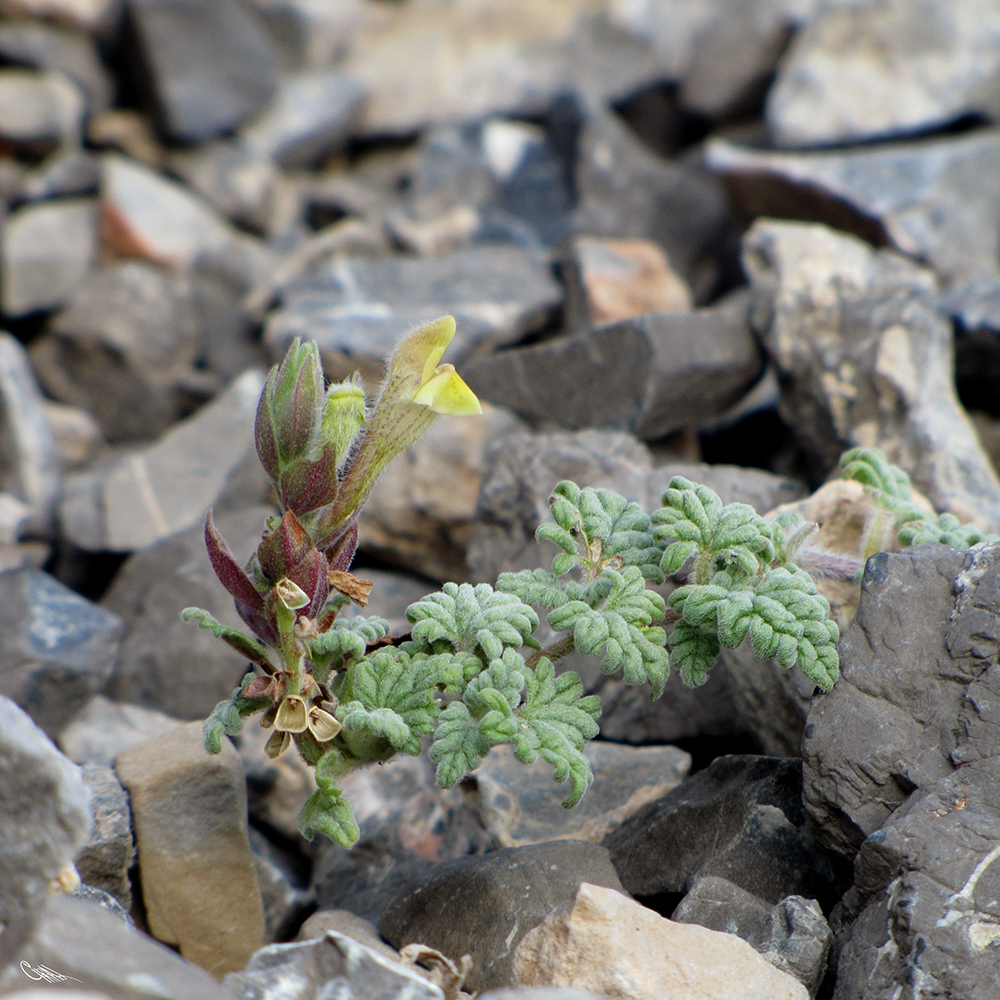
430, 701, 497, 788
547, 566, 668, 696
496, 568, 578, 609
897, 512, 998, 549
298, 785, 360, 846
512, 657, 600, 807
406, 582, 539, 660
203, 672, 273, 754
839, 446, 912, 499
181, 606, 272, 667
307, 615, 392, 679
667, 620, 720, 687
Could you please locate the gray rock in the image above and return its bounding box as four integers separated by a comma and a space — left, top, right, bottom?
572, 100, 731, 302
673, 874, 772, 945
0, 67, 84, 150
0, 569, 123, 738
58, 694, 183, 767
2, 0, 120, 33
605, 755, 837, 907
378, 840, 625, 994
74, 763, 134, 910
767, 0, 1000, 146
168, 140, 277, 233
126, 0, 278, 143
708, 129, 1000, 283
296, 909, 400, 961
224, 931, 443, 1000
241, 70, 367, 169
810, 541, 1000, 999
0, 20, 113, 114
248, 827, 312, 943
101, 503, 274, 719
761, 895, 831, 998
743, 220, 1000, 531
473, 741, 691, 849
115, 721, 265, 977
59, 369, 268, 552
32, 261, 225, 442
0, 332, 61, 533
0, 893, 233, 998
69, 881, 133, 924
0, 695, 91, 927
463, 291, 763, 439
0, 198, 97, 317
17, 147, 100, 202
264, 244, 563, 382
801, 544, 981, 857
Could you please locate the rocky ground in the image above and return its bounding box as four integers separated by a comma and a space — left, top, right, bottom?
1, 0, 1000, 998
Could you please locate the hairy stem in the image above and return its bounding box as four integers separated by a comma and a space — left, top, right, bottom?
526, 634, 575, 669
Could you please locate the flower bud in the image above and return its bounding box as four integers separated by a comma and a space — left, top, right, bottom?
257, 339, 323, 476
257, 511, 311, 582
323, 377, 366, 471
278, 442, 340, 517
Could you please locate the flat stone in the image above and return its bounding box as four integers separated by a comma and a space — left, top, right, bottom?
58, 694, 183, 767
224, 931, 443, 1000
59, 368, 267, 551
378, 840, 625, 994
0, 333, 61, 532
100, 153, 271, 292
33, 261, 227, 442
0, 67, 84, 149
767, 0, 1000, 146
74, 762, 134, 909
126, 0, 278, 143
102, 503, 275, 718
0, 0, 119, 31
0, 893, 233, 999
0, 569, 123, 738
510, 882, 807, 1000
474, 741, 691, 848
359, 403, 521, 582
708, 129, 1000, 283
1, 198, 98, 317
464, 291, 761, 439
241, 70, 367, 169
115, 721, 264, 977
296, 909, 400, 963
0, 695, 92, 926
264, 244, 563, 382
743, 219, 1000, 531
605, 755, 837, 907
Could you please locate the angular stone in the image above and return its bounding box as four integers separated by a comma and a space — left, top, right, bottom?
33, 261, 224, 442
0, 333, 61, 532
474, 741, 690, 849
17, 147, 101, 203
0, 67, 84, 149
241, 70, 367, 169
74, 763, 134, 910
359, 403, 521, 581
0, 894, 233, 999
0, 569, 123, 738
708, 129, 1000, 283
572, 101, 731, 301
378, 840, 625, 994
464, 291, 762, 439
100, 153, 271, 291
296, 909, 401, 963
248, 827, 312, 943
0, 696, 92, 926
115, 721, 264, 977
1, 198, 98, 317
59, 369, 267, 551
126, 0, 278, 143
672, 875, 771, 946
223, 931, 443, 1000
605, 755, 837, 907
801, 544, 985, 857
743, 220, 1000, 531
767, 0, 1000, 146
264, 244, 563, 382
101, 503, 275, 718
58, 694, 183, 767
510, 882, 807, 1000
339, 0, 661, 136
0, 20, 113, 114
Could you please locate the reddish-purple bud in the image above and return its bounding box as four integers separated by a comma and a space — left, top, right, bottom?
272, 339, 322, 463
322, 519, 359, 572
205, 512, 265, 612
285, 547, 330, 621
278, 440, 340, 517
257, 511, 311, 582
254, 384, 281, 484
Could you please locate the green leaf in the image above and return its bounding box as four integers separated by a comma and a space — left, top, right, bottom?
513, 657, 601, 807
839, 446, 912, 499
307, 615, 392, 679
496, 568, 574, 609
897, 513, 998, 549
297, 786, 359, 846
431, 701, 494, 787
668, 620, 720, 687
548, 566, 668, 697
202, 671, 273, 753
181, 607, 272, 667
406, 582, 539, 660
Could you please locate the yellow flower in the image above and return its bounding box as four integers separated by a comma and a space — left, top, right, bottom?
412, 356, 482, 416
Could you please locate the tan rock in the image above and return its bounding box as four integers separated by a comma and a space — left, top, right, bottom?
115, 721, 264, 977
511, 882, 808, 1000
571, 235, 692, 326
